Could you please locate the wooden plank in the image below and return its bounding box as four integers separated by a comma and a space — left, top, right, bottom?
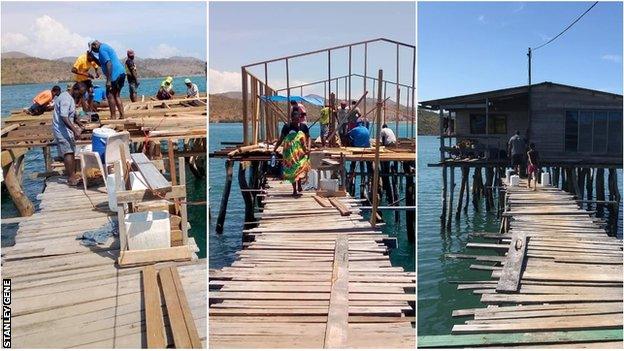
142, 266, 166, 348
418, 329, 623, 348
496, 232, 527, 292
118, 246, 192, 267
170, 266, 202, 348
159, 267, 192, 348
323, 234, 349, 348
116, 185, 186, 203
130, 153, 171, 192
328, 198, 352, 216
313, 195, 333, 208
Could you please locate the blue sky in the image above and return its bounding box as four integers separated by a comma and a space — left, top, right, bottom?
1, 1, 206, 60
419, 1, 623, 101
209, 1, 415, 94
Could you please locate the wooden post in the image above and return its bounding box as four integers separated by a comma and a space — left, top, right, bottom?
327, 51, 331, 105
43, 146, 52, 172
4, 156, 34, 217
405, 161, 415, 242
215, 160, 233, 234
178, 156, 188, 245
241, 67, 249, 145
447, 166, 455, 228
239, 162, 255, 226
596, 168, 606, 216
167, 139, 177, 186
370, 69, 384, 227
456, 166, 468, 218
586, 168, 594, 209
441, 165, 447, 223
286, 58, 291, 118
348, 45, 352, 103
363, 43, 367, 117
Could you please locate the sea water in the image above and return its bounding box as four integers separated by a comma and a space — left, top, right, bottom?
1, 76, 207, 258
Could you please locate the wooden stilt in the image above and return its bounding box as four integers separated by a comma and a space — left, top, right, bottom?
4, 155, 35, 217
239, 162, 255, 229
447, 166, 455, 228
405, 161, 415, 242
456, 166, 468, 219
441, 165, 448, 224
215, 160, 234, 234
596, 168, 606, 217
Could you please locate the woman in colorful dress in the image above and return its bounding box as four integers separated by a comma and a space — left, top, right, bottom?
273, 107, 311, 197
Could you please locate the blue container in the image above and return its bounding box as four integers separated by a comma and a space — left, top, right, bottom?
91, 128, 115, 163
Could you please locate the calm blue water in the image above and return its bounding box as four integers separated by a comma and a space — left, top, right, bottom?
208, 122, 415, 272
1, 76, 207, 258
417, 135, 623, 335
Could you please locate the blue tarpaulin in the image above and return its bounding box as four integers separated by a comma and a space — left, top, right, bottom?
260, 95, 325, 106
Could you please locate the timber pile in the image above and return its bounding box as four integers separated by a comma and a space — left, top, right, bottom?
209, 180, 415, 348
0, 177, 206, 348
420, 178, 623, 348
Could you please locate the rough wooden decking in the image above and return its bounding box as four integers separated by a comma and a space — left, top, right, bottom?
0, 177, 206, 348
209, 180, 415, 348
420, 179, 623, 348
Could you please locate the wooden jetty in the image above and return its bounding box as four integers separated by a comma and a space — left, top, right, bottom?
209, 180, 415, 348
418, 178, 623, 348
1, 96, 206, 217
0, 177, 206, 348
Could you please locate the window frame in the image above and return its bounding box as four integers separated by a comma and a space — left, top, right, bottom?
564, 109, 622, 155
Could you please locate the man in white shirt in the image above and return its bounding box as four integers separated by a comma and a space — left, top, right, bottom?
380, 124, 397, 147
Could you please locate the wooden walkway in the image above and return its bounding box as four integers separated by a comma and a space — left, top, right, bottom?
209, 180, 415, 348
0, 177, 206, 348
419, 178, 623, 348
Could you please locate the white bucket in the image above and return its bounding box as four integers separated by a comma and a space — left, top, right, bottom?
320, 179, 339, 192
505, 169, 514, 184
541, 172, 550, 187
106, 174, 122, 211
125, 211, 171, 250
129, 171, 148, 190
510, 175, 520, 187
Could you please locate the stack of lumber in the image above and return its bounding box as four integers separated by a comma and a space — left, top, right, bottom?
209, 180, 415, 348
0, 177, 206, 348
421, 178, 623, 348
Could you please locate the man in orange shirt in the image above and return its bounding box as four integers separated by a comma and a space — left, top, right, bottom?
24, 86, 62, 115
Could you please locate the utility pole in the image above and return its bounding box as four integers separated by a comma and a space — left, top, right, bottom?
526, 47, 532, 141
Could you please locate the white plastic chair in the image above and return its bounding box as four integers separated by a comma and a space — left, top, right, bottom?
80, 131, 131, 191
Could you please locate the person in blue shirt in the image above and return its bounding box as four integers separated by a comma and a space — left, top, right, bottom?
90, 85, 107, 110
348, 121, 371, 147
89, 40, 126, 119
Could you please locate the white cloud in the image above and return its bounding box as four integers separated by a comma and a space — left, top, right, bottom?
478, 15, 486, 24
1, 15, 93, 58
209, 68, 241, 93
601, 54, 622, 63
513, 3, 525, 13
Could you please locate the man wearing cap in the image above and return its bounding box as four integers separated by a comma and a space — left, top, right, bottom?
336, 101, 350, 145
184, 78, 201, 106
125, 49, 140, 102
157, 76, 175, 100
90, 40, 126, 119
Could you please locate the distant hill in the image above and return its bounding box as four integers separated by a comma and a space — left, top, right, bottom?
2, 51, 30, 59
210, 91, 413, 123
1, 52, 206, 85
418, 108, 441, 135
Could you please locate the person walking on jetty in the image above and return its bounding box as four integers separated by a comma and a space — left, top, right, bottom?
90, 40, 126, 119
349, 121, 371, 148
53, 84, 86, 186
290, 100, 307, 124
380, 124, 397, 147
125, 49, 140, 102
527, 142, 540, 191
157, 76, 175, 100
71, 51, 100, 86
508, 130, 526, 175
319, 103, 332, 147
273, 107, 311, 197
24, 86, 61, 115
